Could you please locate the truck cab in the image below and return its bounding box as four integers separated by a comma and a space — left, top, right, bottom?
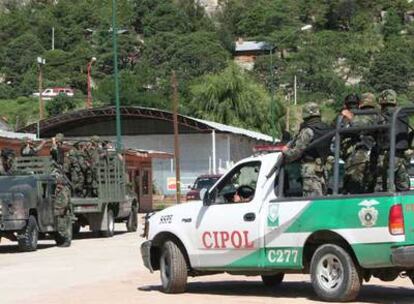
0, 157, 73, 251
141, 106, 414, 302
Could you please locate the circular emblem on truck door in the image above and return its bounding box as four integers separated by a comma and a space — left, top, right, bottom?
358, 200, 379, 227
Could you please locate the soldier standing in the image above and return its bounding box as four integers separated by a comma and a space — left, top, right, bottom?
375, 89, 410, 192
50, 133, 65, 166
282, 102, 332, 197
54, 174, 72, 247
20, 137, 46, 157
341, 93, 378, 194
86, 135, 103, 197
67, 142, 87, 197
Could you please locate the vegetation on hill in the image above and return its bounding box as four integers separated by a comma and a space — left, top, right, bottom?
0, 0, 414, 136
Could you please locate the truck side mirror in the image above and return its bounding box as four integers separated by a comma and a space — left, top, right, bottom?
202, 188, 217, 206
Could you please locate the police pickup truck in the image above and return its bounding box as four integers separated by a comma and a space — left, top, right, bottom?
141, 106, 414, 302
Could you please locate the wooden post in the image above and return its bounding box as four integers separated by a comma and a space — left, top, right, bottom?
171, 71, 181, 204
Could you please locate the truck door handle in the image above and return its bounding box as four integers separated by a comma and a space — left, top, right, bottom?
244, 212, 256, 222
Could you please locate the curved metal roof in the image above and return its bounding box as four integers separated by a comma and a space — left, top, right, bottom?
20, 106, 273, 142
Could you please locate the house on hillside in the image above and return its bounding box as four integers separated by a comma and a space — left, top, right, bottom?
234, 38, 275, 70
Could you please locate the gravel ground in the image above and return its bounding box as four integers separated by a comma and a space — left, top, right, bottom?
0, 219, 413, 304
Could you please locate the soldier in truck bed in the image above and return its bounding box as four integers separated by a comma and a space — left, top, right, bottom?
20, 137, 47, 157
282, 102, 332, 197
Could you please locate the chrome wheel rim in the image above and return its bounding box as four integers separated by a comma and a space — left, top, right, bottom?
316, 253, 344, 292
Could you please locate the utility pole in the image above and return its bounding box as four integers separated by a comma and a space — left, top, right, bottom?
37, 57, 46, 120
112, 0, 122, 151
171, 71, 181, 204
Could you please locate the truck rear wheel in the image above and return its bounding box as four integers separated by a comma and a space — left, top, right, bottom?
18, 215, 39, 252
310, 244, 361, 302
261, 273, 284, 287
100, 208, 115, 237
160, 241, 188, 293
126, 203, 138, 232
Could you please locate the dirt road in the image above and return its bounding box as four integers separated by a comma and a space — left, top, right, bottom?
1, 222, 413, 304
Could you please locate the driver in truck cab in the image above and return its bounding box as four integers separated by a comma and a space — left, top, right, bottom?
282, 102, 332, 197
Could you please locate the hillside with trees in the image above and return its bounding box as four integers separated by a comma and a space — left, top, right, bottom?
0, 0, 414, 135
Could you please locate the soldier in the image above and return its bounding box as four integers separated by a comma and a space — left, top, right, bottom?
67, 142, 87, 197
20, 137, 46, 157
53, 173, 72, 247
341, 93, 378, 194
375, 89, 410, 192
85, 135, 103, 197
50, 133, 65, 166
341, 93, 361, 124
1, 148, 15, 175
282, 102, 332, 197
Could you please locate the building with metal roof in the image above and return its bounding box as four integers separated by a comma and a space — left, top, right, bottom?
20, 106, 275, 197
234, 38, 275, 70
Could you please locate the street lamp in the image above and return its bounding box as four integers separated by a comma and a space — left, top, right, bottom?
269, 24, 312, 142
86, 56, 97, 109
37, 56, 46, 120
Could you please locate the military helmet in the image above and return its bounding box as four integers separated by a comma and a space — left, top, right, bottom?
379, 89, 397, 106
344, 93, 360, 108
55, 133, 64, 142
360, 93, 376, 109
302, 102, 321, 119
91, 135, 100, 143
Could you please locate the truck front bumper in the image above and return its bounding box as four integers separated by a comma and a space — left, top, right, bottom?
141, 240, 154, 273
391, 246, 414, 267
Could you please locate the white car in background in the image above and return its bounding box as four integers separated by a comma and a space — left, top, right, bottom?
33, 87, 74, 100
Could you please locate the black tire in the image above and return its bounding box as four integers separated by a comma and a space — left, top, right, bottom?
100, 208, 115, 237
310, 244, 361, 302
261, 273, 285, 287
54, 216, 72, 247
18, 215, 39, 252
160, 241, 188, 293
126, 203, 138, 232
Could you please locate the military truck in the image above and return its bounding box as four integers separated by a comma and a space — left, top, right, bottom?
71, 151, 138, 237
0, 157, 73, 251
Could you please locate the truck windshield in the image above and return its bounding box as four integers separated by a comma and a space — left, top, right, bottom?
193, 178, 219, 190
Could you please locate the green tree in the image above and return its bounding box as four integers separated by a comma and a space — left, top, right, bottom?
45, 94, 76, 116
189, 64, 283, 135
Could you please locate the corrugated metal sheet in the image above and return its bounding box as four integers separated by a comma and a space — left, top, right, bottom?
235, 41, 272, 52
0, 130, 36, 140
189, 116, 274, 142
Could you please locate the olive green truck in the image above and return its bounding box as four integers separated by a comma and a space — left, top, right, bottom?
0, 151, 138, 251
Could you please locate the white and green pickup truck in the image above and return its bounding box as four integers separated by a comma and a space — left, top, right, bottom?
141, 106, 414, 302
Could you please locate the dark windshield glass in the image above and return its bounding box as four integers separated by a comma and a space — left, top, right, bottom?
194, 178, 219, 190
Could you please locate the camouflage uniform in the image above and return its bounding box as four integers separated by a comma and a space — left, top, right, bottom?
284, 102, 332, 197
50, 133, 65, 166
85, 136, 103, 197
54, 174, 72, 247
67, 144, 87, 196
342, 93, 378, 194
375, 90, 410, 192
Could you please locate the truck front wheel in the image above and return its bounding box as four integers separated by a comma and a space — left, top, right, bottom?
261, 273, 284, 287
310, 244, 361, 302
18, 215, 39, 252
160, 241, 188, 293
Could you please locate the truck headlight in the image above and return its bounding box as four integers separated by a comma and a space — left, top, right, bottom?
141, 212, 155, 239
